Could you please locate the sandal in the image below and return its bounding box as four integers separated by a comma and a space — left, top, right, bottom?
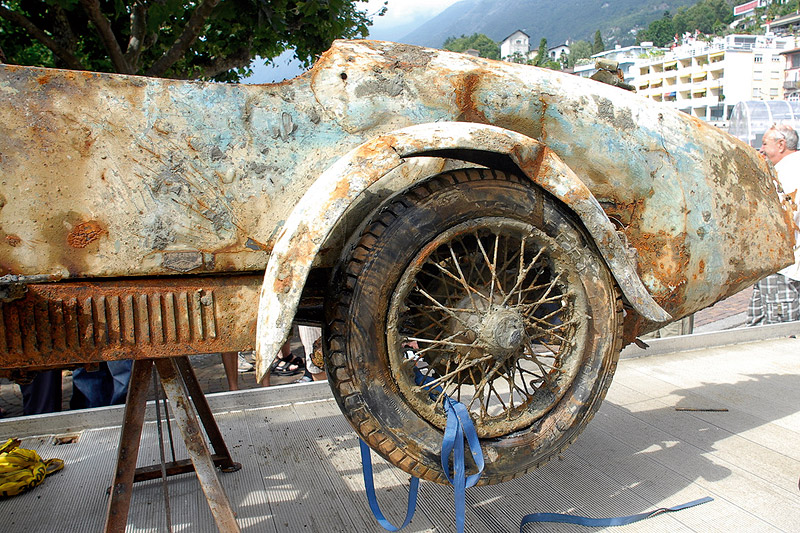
269, 354, 304, 376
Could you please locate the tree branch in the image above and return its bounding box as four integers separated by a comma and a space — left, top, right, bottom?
179, 46, 252, 80
125, 1, 148, 71
0, 5, 85, 70
79, 0, 132, 74
146, 0, 220, 77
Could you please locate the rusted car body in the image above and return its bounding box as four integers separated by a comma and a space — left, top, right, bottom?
0, 40, 794, 483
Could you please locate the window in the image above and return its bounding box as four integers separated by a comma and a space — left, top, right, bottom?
753, 87, 761, 98
754, 71, 763, 80
770, 87, 779, 97
773, 56, 782, 62
754, 54, 763, 63
772, 71, 781, 79
793, 55, 800, 68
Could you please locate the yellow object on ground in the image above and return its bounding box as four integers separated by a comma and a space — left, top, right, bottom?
0, 438, 64, 497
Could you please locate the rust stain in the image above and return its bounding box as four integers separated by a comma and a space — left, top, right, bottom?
37, 74, 52, 85
67, 220, 107, 248
5, 234, 21, 247
455, 72, 488, 123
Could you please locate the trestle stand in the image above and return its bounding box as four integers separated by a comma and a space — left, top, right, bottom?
104, 357, 242, 532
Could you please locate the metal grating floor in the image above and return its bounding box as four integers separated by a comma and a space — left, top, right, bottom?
1, 328, 798, 532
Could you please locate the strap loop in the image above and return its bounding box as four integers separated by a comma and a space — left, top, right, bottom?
359, 439, 419, 532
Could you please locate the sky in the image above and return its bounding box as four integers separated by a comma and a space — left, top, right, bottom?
246, 0, 460, 84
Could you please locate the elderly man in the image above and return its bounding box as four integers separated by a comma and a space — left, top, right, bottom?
748, 124, 800, 325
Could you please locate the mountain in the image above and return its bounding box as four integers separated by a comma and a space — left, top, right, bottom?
401, 0, 699, 48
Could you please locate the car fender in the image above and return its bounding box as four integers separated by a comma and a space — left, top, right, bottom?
254, 122, 671, 379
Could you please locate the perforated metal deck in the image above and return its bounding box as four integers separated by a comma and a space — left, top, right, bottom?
1, 324, 798, 532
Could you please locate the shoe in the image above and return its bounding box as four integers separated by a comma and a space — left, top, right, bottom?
269, 354, 304, 376
292, 375, 313, 384
237, 353, 254, 373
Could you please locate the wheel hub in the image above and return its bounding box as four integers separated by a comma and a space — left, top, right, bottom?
481, 308, 525, 354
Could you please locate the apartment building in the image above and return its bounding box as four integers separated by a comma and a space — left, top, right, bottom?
574, 43, 664, 84
635, 34, 795, 128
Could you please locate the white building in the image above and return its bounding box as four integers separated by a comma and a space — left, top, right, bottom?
547, 43, 570, 63
500, 30, 530, 61
635, 34, 796, 128
573, 42, 665, 85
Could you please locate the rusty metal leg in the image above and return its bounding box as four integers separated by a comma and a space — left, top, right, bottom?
174, 356, 241, 472
104, 359, 154, 533
154, 358, 241, 532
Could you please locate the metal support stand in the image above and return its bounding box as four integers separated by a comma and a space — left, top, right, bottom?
104, 357, 242, 532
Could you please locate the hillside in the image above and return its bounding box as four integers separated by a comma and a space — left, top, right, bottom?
400, 0, 700, 48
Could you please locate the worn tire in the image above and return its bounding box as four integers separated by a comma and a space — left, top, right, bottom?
325, 168, 622, 485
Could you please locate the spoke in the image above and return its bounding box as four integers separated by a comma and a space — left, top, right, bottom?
501, 246, 546, 308
416, 285, 474, 330
448, 243, 482, 312
419, 352, 493, 393
428, 257, 489, 309
403, 304, 453, 338
407, 335, 476, 350
522, 317, 570, 344
476, 234, 505, 301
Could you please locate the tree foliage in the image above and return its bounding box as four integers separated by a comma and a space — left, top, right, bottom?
0, 0, 379, 82
592, 29, 604, 54
636, 11, 675, 47
566, 39, 592, 68
442, 33, 499, 59
533, 37, 547, 66
637, 0, 734, 45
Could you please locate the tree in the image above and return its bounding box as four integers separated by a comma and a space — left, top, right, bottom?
566, 40, 592, 68
0, 0, 381, 82
637, 12, 676, 47
592, 30, 604, 54
533, 37, 547, 66
442, 33, 500, 60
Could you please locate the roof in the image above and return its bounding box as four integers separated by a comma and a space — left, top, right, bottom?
501, 29, 529, 42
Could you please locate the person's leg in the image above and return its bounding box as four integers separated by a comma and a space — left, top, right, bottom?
299, 326, 326, 382
71, 364, 113, 408
221, 352, 239, 391
107, 360, 133, 405
20, 370, 62, 415
260, 342, 290, 387
746, 281, 765, 327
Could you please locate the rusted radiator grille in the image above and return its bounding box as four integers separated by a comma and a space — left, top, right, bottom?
0, 291, 216, 355
0, 275, 261, 370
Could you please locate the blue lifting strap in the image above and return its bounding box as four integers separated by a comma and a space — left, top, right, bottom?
359, 367, 711, 532
359, 439, 419, 531
519, 496, 714, 530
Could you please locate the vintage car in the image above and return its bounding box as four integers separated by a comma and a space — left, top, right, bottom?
0, 40, 794, 486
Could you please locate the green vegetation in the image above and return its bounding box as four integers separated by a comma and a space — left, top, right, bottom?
0, 0, 378, 82
443, 33, 500, 59
566, 40, 593, 68
637, 0, 734, 46
592, 30, 605, 54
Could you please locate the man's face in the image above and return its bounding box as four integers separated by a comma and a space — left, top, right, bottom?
760, 131, 786, 165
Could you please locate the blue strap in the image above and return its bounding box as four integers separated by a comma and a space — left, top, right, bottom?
519, 496, 714, 530
415, 368, 485, 533
359, 439, 419, 531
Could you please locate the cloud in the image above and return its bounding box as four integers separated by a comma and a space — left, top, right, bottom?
364, 0, 459, 29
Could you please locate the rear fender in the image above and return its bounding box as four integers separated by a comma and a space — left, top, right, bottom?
254, 122, 670, 380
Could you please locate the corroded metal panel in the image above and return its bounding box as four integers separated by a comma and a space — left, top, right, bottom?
0, 275, 260, 371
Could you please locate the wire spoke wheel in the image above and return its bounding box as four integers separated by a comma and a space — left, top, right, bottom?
388, 218, 589, 438
325, 168, 622, 485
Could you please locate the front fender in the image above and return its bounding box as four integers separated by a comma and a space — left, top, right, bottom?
254, 122, 670, 379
